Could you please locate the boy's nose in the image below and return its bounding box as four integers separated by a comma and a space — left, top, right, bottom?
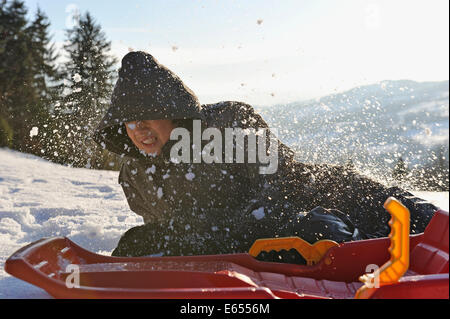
135, 128, 152, 138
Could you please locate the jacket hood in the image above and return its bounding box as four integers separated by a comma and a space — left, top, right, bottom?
93, 51, 204, 158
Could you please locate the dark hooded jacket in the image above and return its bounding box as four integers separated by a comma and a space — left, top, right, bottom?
93, 51, 437, 258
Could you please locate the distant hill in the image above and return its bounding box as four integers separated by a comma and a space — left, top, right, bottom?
256, 80, 449, 190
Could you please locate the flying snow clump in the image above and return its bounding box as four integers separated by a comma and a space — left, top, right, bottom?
72, 73, 82, 83
29, 127, 39, 138
251, 207, 265, 220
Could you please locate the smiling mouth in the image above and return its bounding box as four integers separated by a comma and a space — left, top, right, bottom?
141, 137, 156, 146
141, 137, 157, 146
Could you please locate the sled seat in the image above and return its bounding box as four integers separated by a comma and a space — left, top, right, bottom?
57, 259, 365, 299
215, 263, 364, 299
410, 209, 449, 275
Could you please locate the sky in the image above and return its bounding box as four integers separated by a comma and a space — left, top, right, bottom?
21, 0, 450, 106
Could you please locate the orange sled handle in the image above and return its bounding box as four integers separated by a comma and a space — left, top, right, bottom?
355, 197, 410, 299
249, 236, 338, 266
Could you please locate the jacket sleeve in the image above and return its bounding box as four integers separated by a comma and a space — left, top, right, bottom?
297, 162, 438, 237
118, 163, 154, 223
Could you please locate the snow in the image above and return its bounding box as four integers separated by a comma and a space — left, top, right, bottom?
0, 147, 448, 298
72, 73, 82, 83
146, 165, 156, 174
29, 127, 39, 138
251, 207, 265, 220
157, 187, 163, 199
413, 191, 449, 211
61, 87, 72, 97
0, 148, 142, 298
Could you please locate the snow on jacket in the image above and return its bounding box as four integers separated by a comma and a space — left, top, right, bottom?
93, 51, 437, 257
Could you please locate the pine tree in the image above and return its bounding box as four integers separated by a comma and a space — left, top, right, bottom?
24, 6, 62, 156
393, 157, 408, 182
28, 7, 60, 102
344, 158, 356, 171
0, 0, 36, 151
426, 145, 449, 191
0, 0, 12, 146
56, 11, 118, 168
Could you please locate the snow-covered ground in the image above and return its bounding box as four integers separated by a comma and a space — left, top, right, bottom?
0, 148, 448, 298
0, 148, 143, 298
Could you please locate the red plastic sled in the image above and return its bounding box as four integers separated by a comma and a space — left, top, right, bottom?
4, 198, 449, 299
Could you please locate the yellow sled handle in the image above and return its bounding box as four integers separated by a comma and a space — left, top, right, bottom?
355, 197, 410, 299
249, 236, 338, 266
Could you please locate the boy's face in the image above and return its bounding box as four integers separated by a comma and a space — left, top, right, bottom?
125, 119, 175, 156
